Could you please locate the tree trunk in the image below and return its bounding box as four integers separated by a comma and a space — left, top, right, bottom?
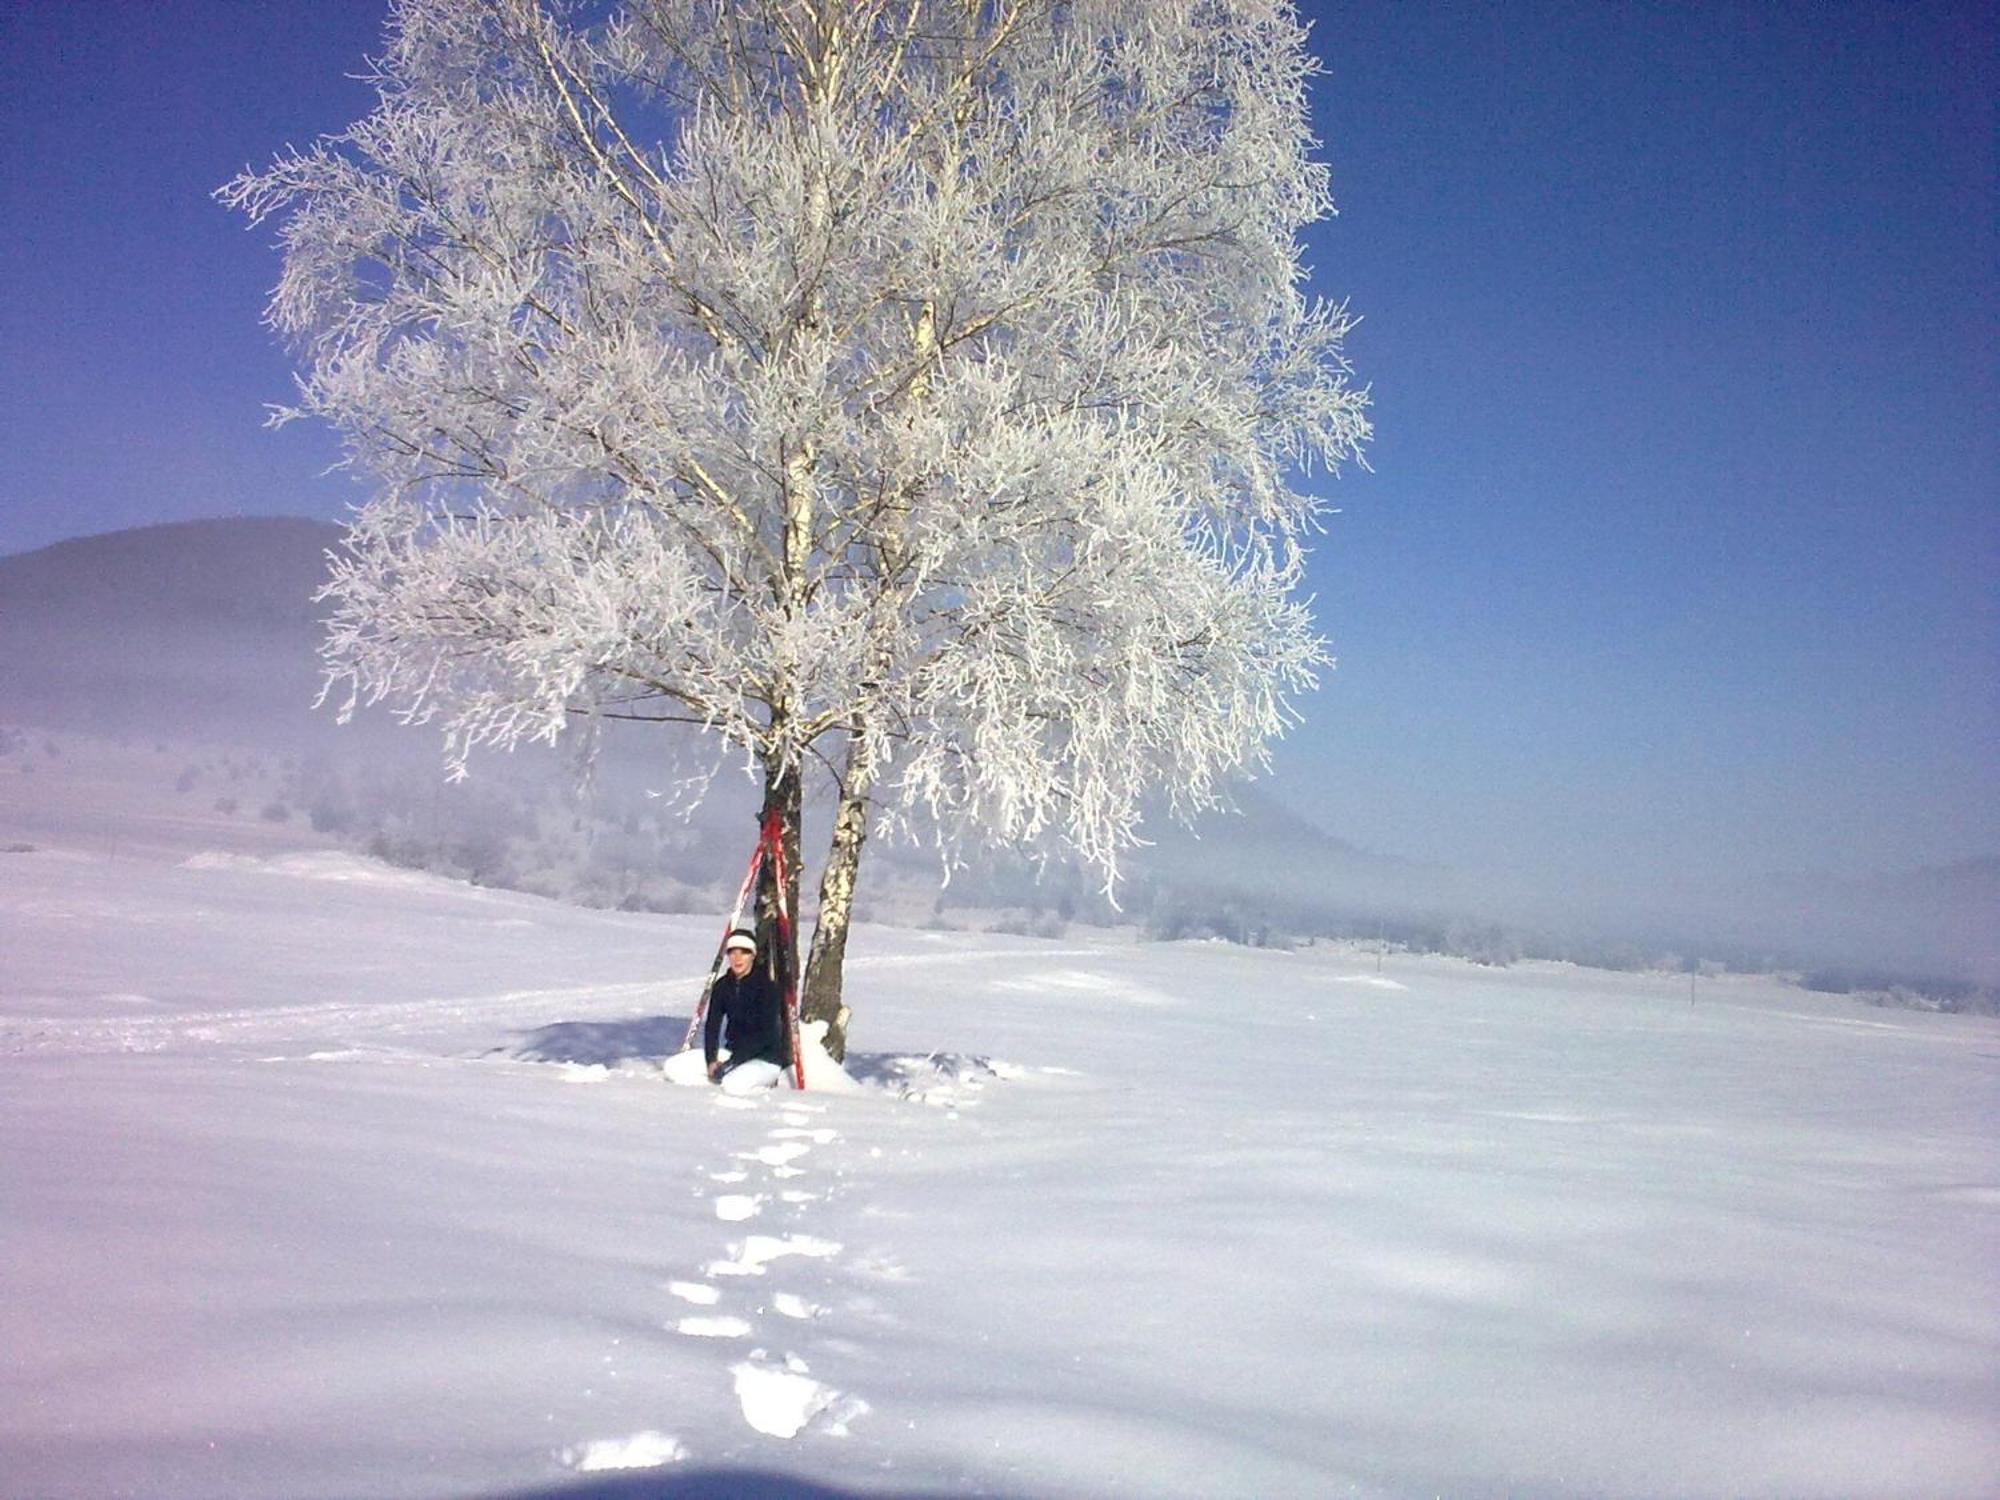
802, 735, 877, 1062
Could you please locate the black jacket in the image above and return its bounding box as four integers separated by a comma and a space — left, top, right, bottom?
703, 966, 783, 1066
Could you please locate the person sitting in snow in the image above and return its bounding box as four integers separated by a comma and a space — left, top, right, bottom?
704, 927, 785, 1089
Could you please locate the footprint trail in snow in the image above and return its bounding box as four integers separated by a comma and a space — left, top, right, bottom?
660, 1091, 865, 1443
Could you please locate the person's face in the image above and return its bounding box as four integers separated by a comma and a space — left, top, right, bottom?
726, 946, 754, 976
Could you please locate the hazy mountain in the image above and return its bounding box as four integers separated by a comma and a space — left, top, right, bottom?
0, 517, 760, 905
0, 516, 339, 740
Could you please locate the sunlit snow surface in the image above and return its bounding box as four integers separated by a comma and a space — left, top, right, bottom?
2, 742, 1996, 1498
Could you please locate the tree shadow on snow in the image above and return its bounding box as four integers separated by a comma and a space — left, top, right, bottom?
839, 1050, 1008, 1095
506, 1015, 693, 1067
494, 1469, 978, 1499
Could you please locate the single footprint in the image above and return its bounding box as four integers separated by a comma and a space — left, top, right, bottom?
730, 1353, 840, 1438
675, 1314, 753, 1338
666, 1280, 719, 1305
706, 1233, 842, 1278
559, 1431, 687, 1471
740, 1141, 811, 1167
714, 1194, 764, 1222
771, 1291, 821, 1320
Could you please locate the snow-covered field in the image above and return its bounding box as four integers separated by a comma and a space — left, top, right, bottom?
3, 741, 1996, 1498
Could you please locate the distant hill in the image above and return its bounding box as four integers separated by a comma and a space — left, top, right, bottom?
0, 517, 341, 739
0, 516, 769, 907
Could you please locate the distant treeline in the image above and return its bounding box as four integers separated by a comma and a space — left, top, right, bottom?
930, 858, 2000, 1016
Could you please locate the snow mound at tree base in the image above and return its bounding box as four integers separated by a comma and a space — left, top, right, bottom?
659, 1019, 866, 1094
656, 1025, 1019, 1104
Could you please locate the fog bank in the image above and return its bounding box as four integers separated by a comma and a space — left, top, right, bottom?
4, 518, 1990, 988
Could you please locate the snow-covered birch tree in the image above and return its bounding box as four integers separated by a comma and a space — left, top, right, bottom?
221, 0, 1370, 1059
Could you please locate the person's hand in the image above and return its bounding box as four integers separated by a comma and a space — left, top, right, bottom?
706, 1058, 722, 1080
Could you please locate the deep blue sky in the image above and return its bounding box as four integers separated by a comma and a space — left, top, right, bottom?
1286, 0, 1996, 886
1, 1, 1993, 888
